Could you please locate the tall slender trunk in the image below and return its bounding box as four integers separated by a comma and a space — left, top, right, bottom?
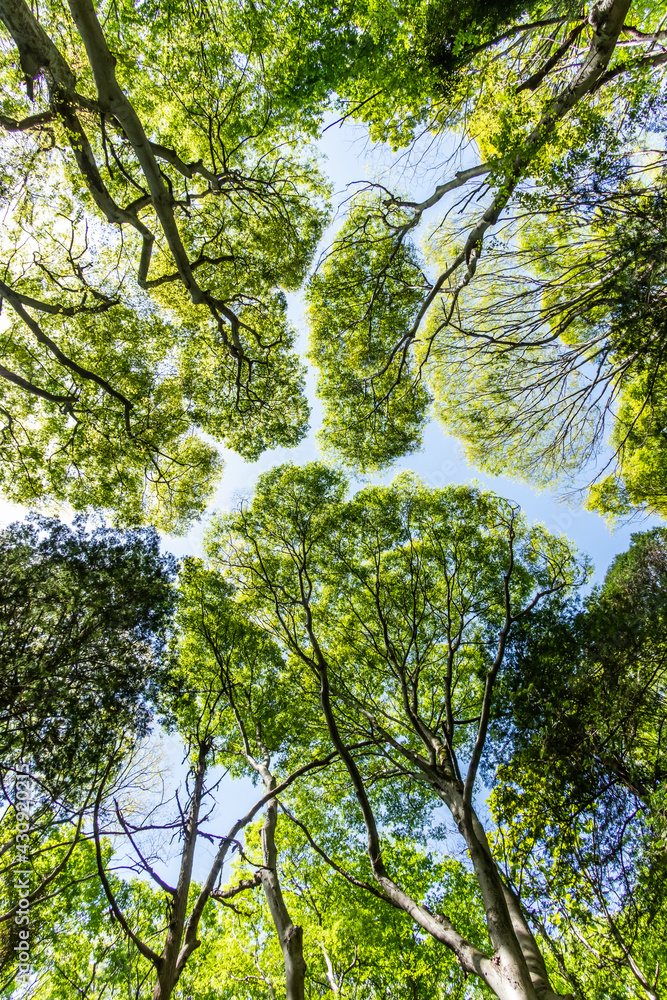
442, 785, 564, 1000
152, 743, 208, 1000
258, 771, 307, 1000
312, 650, 549, 1000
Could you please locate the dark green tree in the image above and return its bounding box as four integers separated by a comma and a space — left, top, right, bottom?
0, 513, 176, 793
489, 528, 667, 1000
0, 514, 176, 994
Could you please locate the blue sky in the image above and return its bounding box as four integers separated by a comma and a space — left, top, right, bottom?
160, 115, 661, 583
0, 114, 658, 583
12, 112, 656, 885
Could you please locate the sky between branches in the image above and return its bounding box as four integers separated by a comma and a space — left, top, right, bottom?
0, 113, 658, 579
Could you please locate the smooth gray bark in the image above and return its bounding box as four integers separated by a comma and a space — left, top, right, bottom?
259, 778, 307, 1000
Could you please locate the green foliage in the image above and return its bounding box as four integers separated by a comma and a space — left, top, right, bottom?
419, 0, 559, 86
1, 818, 488, 1000
0, 0, 330, 530
202, 460, 585, 992
298, 0, 667, 510
211, 460, 583, 778
489, 528, 667, 998
165, 557, 324, 776
0, 514, 176, 794
4, 0, 667, 993
308, 199, 430, 470
587, 369, 667, 519
0, 829, 108, 994
428, 167, 667, 508
215, 815, 490, 1000
1, 833, 177, 1000
0, 300, 225, 533
494, 527, 667, 803
4, 469, 662, 1000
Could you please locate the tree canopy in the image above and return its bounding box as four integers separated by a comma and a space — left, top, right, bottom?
0, 0, 331, 530
2, 475, 665, 1000
2, 0, 667, 998
3, 0, 667, 521
0, 513, 176, 791
489, 527, 667, 1000
304, 0, 667, 516
0, 514, 176, 995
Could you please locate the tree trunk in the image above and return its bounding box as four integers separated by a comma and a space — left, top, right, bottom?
258, 773, 307, 1000
441, 784, 570, 1000
151, 743, 209, 1000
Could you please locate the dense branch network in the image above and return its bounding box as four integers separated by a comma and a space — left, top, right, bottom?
0, 0, 326, 527
308, 0, 667, 507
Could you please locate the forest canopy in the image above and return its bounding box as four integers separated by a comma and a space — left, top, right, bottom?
1, 1, 667, 1000
1, 473, 666, 1000
304, 0, 667, 518
0, 0, 331, 529
3, 0, 667, 524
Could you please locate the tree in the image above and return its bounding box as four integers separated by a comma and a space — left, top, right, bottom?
0, 513, 176, 992
426, 172, 667, 515
6, 474, 665, 1000
11, 818, 490, 1000
3, 549, 487, 1000
0, 513, 176, 795
495, 526, 667, 805
587, 367, 667, 520
488, 528, 667, 1000
306, 0, 667, 514
163, 559, 325, 1000
204, 460, 586, 1000
79, 558, 340, 1000
210, 815, 490, 1000
0, 765, 162, 998
308, 195, 431, 471
0, 0, 329, 529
